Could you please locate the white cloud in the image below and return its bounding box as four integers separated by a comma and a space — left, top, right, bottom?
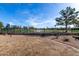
9, 22, 14, 25
70, 4, 79, 10
20, 11, 31, 15
26, 17, 56, 28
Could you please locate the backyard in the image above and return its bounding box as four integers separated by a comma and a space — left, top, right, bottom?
0, 3, 79, 56
0, 35, 79, 56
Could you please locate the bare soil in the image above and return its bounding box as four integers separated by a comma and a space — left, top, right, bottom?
0, 35, 79, 56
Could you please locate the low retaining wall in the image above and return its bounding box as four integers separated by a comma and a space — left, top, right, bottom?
0, 32, 79, 36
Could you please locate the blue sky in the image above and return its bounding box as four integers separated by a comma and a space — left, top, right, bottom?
0, 3, 78, 28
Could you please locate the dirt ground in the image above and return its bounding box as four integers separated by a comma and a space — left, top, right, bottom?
0, 35, 79, 56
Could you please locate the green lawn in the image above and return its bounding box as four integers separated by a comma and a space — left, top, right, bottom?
1, 28, 79, 33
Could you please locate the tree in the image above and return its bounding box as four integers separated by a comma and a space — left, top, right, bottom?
0, 21, 4, 33
55, 7, 79, 32
75, 20, 79, 27
5, 24, 11, 29
0, 21, 4, 29
5, 24, 11, 33
23, 26, 28, 30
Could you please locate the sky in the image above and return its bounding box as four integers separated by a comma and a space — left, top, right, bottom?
0, 3, 79, 28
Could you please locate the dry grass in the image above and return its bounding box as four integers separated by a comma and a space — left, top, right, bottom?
0, 35, 79, 56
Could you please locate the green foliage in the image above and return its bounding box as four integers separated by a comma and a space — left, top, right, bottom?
0, 21, 4, 29
5, 24, 10, 29
75, 20, 79, 27
55, 7, 79, 32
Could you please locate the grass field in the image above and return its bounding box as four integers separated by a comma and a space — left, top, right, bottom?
1, 28, 79, 33
0, 35, 79, 56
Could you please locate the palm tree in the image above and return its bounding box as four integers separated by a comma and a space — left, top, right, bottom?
55, 7, 79, 32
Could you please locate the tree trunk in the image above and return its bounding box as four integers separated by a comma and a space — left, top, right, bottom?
65, 23, 67, 32
65, 20, 68, 32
